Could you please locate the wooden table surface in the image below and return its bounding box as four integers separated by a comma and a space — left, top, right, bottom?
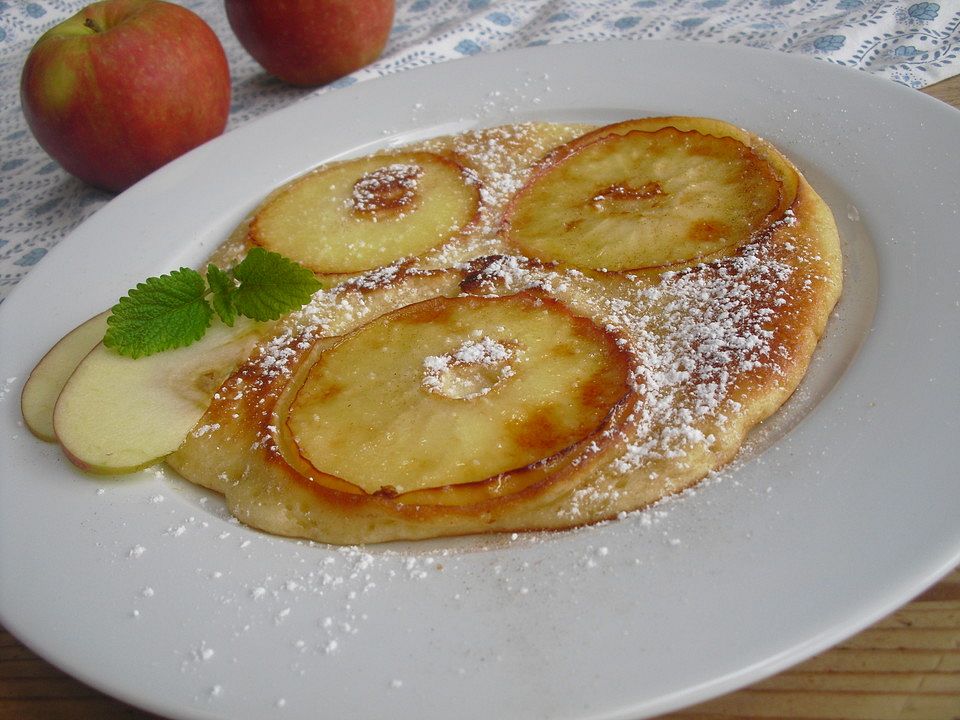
2, 74, 959, 720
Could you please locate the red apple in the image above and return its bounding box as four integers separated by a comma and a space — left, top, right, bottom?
225, 0, 395, 87
20, 0, 231, 193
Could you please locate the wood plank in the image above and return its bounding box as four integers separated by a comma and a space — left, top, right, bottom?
0, 698, 157, 720
840, 628, 960, 651
756, 671, 960, 693
796, 648, 960, 673
873, 607, 960, 629
670, 689, 960, 720
922, 75, 960, 109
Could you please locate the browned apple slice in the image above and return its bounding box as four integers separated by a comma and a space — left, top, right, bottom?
285, 291, 631, 496
248, 151, 481, 274
502, 127, 782, 271
543, 116, 800, 214
21, 311, 110, 441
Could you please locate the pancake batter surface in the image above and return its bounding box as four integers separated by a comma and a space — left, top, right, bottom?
168, 116, 842, 544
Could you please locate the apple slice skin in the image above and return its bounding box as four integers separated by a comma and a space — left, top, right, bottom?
21, 311, 110, 442
53, 317, 268, 474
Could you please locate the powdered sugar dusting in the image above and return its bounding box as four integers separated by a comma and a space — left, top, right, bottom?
0, 376, 16, 404
422, 336, 516, 399
349, 163, 423, 215
607, 244, 795, 472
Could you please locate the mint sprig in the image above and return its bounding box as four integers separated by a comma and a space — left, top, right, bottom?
206, 263, 238, 326
103, 248, 321, 358
231, 246, 326, 322
103, 268, 212, 359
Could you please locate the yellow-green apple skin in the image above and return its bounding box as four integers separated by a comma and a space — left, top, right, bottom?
21, 311, 110, 442
20, 0, 231, 192
224, 0, 395, 87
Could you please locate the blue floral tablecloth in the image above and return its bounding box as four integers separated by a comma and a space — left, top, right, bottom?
1, 0, 958, 300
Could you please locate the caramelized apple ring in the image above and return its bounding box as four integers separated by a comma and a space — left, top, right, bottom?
248, 151, 481, 274
502, 127, 783, 271
286, 291, 631, 496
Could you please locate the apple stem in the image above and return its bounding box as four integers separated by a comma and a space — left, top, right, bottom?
84, 17, 103, 33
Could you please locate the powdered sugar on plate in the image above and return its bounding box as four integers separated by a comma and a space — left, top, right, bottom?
92, 457, 749, 712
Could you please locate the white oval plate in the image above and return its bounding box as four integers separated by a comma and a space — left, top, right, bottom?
1, 40, 959, 720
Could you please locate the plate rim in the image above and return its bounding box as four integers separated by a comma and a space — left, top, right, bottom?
2, 39, 959, 720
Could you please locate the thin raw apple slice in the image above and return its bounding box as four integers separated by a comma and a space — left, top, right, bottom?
248, 151, 480, 274
503, 127, 782, 271
53, 317, 267, 474
21, 311, 110, 441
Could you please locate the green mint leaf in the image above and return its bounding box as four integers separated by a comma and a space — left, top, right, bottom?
231, 247, 321, 321
103, 268, 213, 358
206, 263, 237, 327
102, 250, 320, 359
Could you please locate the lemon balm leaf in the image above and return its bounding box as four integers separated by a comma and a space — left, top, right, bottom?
231, 247, 321, 321
102, 250, 319, 358
104, 268, 213, 358
207, 263, 237, 327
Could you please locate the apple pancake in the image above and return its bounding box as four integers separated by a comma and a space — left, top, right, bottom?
167, 116, 842, 544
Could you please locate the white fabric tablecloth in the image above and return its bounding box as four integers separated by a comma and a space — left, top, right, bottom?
1, 0, 958, 299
